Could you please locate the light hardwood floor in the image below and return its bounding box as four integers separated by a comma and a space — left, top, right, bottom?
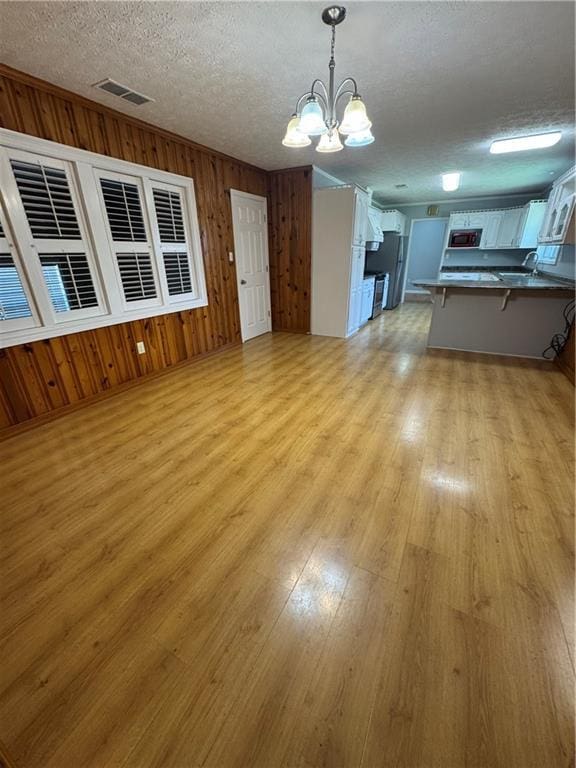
1, 304, 574, 768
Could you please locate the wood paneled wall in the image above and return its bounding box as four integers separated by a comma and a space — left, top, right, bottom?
0, 65, 312, 431
268, 167, 312, 334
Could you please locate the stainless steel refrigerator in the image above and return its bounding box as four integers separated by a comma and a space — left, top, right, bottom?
364, 233, 406, 309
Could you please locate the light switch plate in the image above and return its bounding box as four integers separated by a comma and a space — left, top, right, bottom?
136, 341, 146, 354
228, 252, 234, 263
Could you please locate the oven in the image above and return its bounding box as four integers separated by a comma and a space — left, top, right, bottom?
370, 272, 389, 319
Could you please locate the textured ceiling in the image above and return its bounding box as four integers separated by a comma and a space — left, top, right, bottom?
0, 1, 574, 204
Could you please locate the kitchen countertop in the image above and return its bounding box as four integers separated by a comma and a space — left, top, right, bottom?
414, 272, 575, 291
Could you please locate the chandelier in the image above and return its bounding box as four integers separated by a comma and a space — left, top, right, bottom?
282, 5, 374, 153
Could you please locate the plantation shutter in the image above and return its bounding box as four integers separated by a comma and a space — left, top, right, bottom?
0, 214, 36, 330
9, 151, 103, 322
116, 252, 157, 302
97, 172, 159, 307
11, 160, 82, 239
39, 254, 98, 312
151, 185, 195, 299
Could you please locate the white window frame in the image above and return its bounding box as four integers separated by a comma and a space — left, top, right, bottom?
0, 128, 207, 349
1, 147, 107, 326
93, 167, 162, 312
144, 178, 200, 304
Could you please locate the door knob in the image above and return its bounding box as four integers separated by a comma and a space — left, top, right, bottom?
240, 279, 247, 285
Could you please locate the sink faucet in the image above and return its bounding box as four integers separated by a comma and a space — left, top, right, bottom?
522, 250, 539, 275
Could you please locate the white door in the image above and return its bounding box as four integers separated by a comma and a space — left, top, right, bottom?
230, 190, 272, 342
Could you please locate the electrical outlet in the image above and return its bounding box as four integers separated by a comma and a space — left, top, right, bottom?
228, 251, 234, 263
136, 341, 146, 355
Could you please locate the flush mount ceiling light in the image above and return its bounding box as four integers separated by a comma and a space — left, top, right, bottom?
442, 172, 461, 192
489, 131, 562, 154
282, 6, 374, 153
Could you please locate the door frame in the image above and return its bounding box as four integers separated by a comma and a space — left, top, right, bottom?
229, 189, 272, 342
401, 216, 449, 301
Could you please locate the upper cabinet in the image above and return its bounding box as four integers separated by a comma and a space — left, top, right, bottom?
449, 211, 485, 229
539, 166, 575, 245
515, 200, 547, 248
450, 200, 547, 250
479, 212, 503, 249
380, 209, 407, 235
353, 188, 370, 246
495, 208, 524, 248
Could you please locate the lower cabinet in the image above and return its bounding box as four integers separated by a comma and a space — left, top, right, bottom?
347, 246, 367, 335
347, 286, 362, 335
360, 277, 376, 326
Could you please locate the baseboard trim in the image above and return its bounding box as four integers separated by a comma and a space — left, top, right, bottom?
0, 738, 19, 768
404, 291, 433, 303
0, 340, 240, 442
426, 344, 557, 362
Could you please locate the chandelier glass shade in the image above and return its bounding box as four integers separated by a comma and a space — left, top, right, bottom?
282, 115, 312, 147
282, 6, 374, 154
344, 128, 375, 147
317, 129, 344, 153
299, 98, 328, 136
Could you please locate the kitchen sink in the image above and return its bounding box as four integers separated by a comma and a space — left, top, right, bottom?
497, 272, 536, 280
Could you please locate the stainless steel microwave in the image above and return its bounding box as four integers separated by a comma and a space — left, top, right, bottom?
449, 229, 482, 248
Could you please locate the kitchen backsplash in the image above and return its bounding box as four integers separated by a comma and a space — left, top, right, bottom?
538, 244, 575, 281
442, 249, 531, 268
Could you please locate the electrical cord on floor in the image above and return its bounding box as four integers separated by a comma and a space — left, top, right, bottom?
542, 297, 575, 359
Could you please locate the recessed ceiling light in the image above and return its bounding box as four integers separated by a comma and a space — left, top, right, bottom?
489, 131, 562, 154
442, 172, 460, 192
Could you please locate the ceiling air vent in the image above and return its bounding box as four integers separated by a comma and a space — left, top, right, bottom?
93, 79, 154, 106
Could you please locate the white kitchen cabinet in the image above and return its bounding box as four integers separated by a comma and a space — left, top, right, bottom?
353, 189, 370, 245
380, 209, 407, 235
347, 285, 362, 335
539, 166, 575, 245
312, 186, 369, 338
360, 276, 376, 326
448, 201, 550, 250
515, 200, 546, 248
466, 212, 486, 229
347, 246, 366, 334
449, 211, 485, 230
480, 212, 504, 249
449, 213, 468, 229
496, 208, 523, 248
